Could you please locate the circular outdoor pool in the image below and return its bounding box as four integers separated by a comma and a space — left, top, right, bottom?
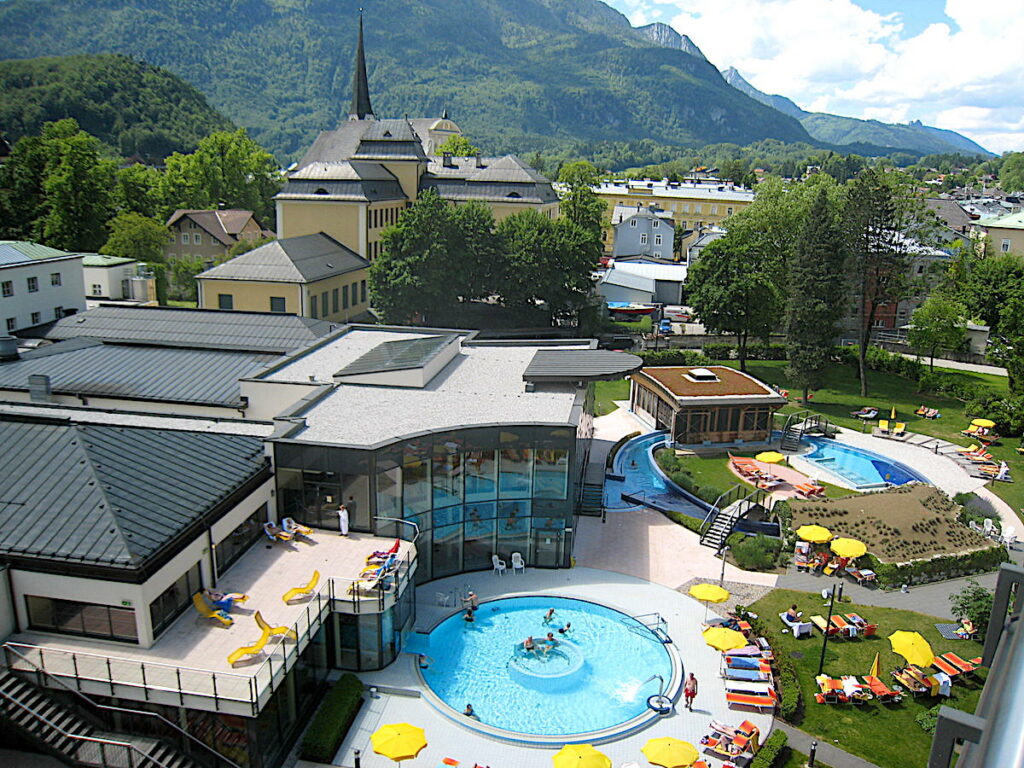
416, 595, 675, 738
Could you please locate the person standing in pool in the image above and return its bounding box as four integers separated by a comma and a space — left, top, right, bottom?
463, 703, 476, 718
557, 622, 572, 635
523, 635, 537, 653
543, 607, 555, 624
463, 608, 475, 623
683, 673, 698, 710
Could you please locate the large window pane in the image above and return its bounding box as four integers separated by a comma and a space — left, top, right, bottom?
465, 450, 497, 502
28, 596, 138, 643
216, 505, 267, 574
533, 448, 568, 499
432, 441, 463, 508
431, 523, 463, 578
499, 447, 533, 498
463, 516, 495, 571
402, 440, 431, 515
497, 504, 530, 562
150, 561, 202, 638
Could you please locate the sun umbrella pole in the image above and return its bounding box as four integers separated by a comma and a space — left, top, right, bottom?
817, 582, 838, 677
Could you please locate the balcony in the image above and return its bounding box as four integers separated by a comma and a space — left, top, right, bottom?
3, 531, 416, 717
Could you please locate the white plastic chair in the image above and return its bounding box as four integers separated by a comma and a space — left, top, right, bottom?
492, 554, 507, 576
983, 518, 995, 536
435, 592, 451, 608
511, 552, 525, 574
1002, 525, 1017, 549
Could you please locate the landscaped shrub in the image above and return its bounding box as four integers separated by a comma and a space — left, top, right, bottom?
660, 508, 704, 533
703, 342, 734, 359
918, 371, 985, 402
640, 349, 709, 366
702, 342, 787, 361
965, 392, 1024, 437
916, 704, 943, 734
749, 726, 788, 768
299, 674, 364, 763
861, 545, 1009, 588
740, 613, 803, 721
730, 534, 781, 571
950, 578, 995, 640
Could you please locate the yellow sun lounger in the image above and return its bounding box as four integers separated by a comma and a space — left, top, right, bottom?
282, 570, 320, 604
227, 611, 298, 665
193, 592, 233, 627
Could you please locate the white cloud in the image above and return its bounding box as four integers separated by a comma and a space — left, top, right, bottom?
609, 0, 1024, 153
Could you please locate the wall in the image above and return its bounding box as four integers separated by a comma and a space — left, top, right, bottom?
197, 278, 302, 314
0, 388, 246, 420
303, 271, 370, 322
486, 200, 559, 222
83, 263, 138, 300
365, 202, 407, 261
612, 216, 674, 259
0, 566, 16, 640
276, 200, 364, 255
0, 256, 86, 332
984, 225, 1024, 256
239, 378, 325, 421
597, 281, 653, 305
380, 162, 423, 202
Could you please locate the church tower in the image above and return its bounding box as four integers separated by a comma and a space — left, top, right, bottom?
349, 12, 374, 120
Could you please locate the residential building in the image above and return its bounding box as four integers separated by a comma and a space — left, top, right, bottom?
630, 365, 786, 444
605, 260, 689, 305
0, 241, 85, 333
597, 269, 657, 305
980, 210, 1024, 255
275, 16, 559, 260
685, 226, 726, 263
81, 253, 155, 303
611, 204, 676, 260
195, 233, 371, 321
0, 320, 640, 768
595, 177, 754, 254
163, 208, 268, 264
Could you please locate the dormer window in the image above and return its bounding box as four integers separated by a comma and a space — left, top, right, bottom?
383, 130, 392, 137
506, 191, 521, 198
314, 188, 328, 195
630, 219, 637, 227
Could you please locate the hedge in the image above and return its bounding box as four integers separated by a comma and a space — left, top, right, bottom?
299, 674, 364, 763
750, 728, 788, 768
743, 613, 802, 721
861, 544, 1009, 587
703, 342, 788, 361
640, 349, 709, 366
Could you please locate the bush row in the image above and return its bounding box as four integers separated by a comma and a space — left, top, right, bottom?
299, 674, 364, 763
703, 342, 789, 361
749, 720, 789, 768
655, 449, 726, 507
861, 544, 1009, 587
743, 613, 802, 721
834, 344, 924, 380
639, 348, 709, 366
726, 532, 782, 571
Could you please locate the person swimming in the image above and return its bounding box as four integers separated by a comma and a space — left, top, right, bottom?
544, 632, 558, 646
543, 607, 555, 624
557, 622, 572, 635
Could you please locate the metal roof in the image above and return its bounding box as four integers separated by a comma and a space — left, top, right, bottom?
337, 334, 458, 377
197, 234, 369, 284
522, 350, 643, 382
0, 339, 278, 406
0, 241, 75, 267
419, 178, 558, 205
45, 306, 335, 353
81, 253, 136, 267
0, 416, 266, 570
275, 178, 406, 203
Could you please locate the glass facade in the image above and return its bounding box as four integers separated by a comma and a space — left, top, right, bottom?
27, 595, 139, 643
149, 561, 203, 638
215, 504, 268, 575
274, 423, 589, 583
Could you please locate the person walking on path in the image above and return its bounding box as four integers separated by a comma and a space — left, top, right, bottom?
683, 673, 698, 710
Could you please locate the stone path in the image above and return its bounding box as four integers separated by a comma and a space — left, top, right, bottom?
898, 353, 1007, 377
774, 722, 882, 768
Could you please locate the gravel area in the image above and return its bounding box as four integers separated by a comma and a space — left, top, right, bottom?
678, 576, 774, 618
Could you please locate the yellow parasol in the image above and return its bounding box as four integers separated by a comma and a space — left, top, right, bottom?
642, 737, 699, 768
371, 723, 427, 762
755, 451, 785, 464
796, 524, 832, 543
689, 583, 730, 603
703, 626, 748, 652
868, 652, 881, 678
890, 406, 897, 420
553, 745, 612, 768
972, 418, 996, 429
888, 631, 935, 667
830, 537, 867, 559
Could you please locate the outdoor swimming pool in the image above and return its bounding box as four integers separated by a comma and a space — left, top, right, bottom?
413, 595, 674, 739
804, 438, 928, 489
603, 431, 670, 509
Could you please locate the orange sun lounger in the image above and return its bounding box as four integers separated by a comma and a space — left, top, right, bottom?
726, 688, 778, 711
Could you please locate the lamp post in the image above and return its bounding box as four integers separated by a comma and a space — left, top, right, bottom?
817, 582, 838, 677
808, 741, 817, 767
719, 545, 731, 586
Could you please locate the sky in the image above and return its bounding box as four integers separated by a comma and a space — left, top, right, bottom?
604, 0, 1024, 154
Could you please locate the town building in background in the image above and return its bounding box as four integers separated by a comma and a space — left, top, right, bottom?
0, 241, 85, 333
611, 203, 676, 260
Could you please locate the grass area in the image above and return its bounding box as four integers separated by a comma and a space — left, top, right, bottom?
714, 360, 1024, 516
749, 588, 986, 768
594, 379, 630, 416
679, 452, 851, 500
164, 299, 198, 308
779, 749, 829, 768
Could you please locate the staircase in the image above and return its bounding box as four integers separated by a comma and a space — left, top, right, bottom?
623, 613, 672, 644
779, 410, 838, 452
577, 483, 604, 517
700, 499, 750, 551
0, 671, 195, 768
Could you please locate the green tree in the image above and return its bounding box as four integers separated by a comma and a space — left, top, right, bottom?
556, 160, 606, 239
998, 152, 1024, 193
949, 579, 994, 640
908, 296, 968, 371
229, 235, 276, 258
113, 163, 164, 219
990, 288, 1024, 394
785, 186, 849, 401
688, 239, 780, 372
845, 168, 927, 396
160, 129, 281, 224
101, 212, 170, 303
436, 134, 480, 156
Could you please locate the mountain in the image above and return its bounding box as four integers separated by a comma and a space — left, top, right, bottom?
721, 66, 992, 157
0, 0, 813, 161
0, 54, 234, 160
635, 23, 706, 60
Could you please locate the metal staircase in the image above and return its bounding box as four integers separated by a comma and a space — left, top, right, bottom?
779, 410, 837, 452
699, 485, 771, 551
577, 483, 604, 517
0, 671, 193, 768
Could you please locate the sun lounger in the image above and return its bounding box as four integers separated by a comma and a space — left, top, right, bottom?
724, 679, 774, 695
969, 656, 983, 666
795, 483, 825, 498
967, 451, 995, 463
263, 521, 294, 542
724, 666, 771, 682
725, 688, 777, 711
779, 612, 813, 638
891, 668, 929, 696
192, 592, 233, 627
850, 407, 877, 419
863, 675, 902, 703
957, 444, 981, 454
847, 568, 876, 584
926, 408, 940, 419
757, 477, 783, 491
810, 615, 842, 636
961, 425, 981, 438
879, 420, 890, 434
892, 422, 906, 436
830, 614, 855, 637
727, 644, 773, 660
281, 570, 320, 603
725, 656, 772, 672
939, 652, 978, 676
282, 517, 312, 536
931, 656, 963, 678
915, 405, 928, 416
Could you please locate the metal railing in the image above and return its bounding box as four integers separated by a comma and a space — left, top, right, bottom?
2, 644, 236, 767
0, 687, 177, 768
0, 548, 417, 717
699, 484, 744, 538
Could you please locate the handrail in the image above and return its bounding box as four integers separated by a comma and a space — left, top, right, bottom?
3, 644, 238, 768
700, 483, 742, 536
0, 688, 176, 768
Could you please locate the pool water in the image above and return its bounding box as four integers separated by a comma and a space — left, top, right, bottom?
804, 438, 927, 488
414, 596, 673, 737
603, 431, 670, 509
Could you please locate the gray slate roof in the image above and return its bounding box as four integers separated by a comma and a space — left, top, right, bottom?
45, 306, 335, 354
0, 339, 278, 406
196, 233, 369, 284
0, 416, 266, 570
522, 349, 644, 382
297, 118, 427, 168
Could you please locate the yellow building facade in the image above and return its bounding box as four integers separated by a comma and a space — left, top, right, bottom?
981, 211, 1024, 256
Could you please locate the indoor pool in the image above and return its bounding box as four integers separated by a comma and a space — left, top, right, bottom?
804, 438, 927, 489
413, 595, 674, 738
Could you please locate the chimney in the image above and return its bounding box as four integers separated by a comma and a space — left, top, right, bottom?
442, 152, 455, 168
28, 374, 52, 402
0, 336, 18, 362
474, 153, 484, 168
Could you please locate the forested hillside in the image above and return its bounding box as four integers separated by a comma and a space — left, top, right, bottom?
0, 54, 234, 160
0, 0, 812, 161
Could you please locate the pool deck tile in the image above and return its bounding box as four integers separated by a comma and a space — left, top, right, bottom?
332, 567, 773, 768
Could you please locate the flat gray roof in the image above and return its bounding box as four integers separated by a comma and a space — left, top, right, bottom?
523, 349, 643, 382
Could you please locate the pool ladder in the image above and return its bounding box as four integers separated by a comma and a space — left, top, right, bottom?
624, 612, 672, 644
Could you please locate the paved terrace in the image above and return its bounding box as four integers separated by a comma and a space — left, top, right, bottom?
7, 531, 414, 714
321, 567, 773, 768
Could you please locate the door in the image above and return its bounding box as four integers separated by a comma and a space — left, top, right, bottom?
532, 528, 564, 568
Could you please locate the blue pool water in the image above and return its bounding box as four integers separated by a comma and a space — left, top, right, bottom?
414, 596, 673, 737
804, 438, 927, 488
603, 431, 670, 509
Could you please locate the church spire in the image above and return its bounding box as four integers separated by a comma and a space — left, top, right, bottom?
349, 10, 374, 120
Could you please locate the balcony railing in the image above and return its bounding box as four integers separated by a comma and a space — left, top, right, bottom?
0, 548, 416, 717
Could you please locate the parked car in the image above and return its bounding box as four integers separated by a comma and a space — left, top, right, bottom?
659, 319, 673, 335
663, 305, 691, 322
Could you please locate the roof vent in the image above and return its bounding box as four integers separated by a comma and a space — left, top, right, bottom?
0, 336, 18, 362
687, 367, 719, 382
28, 374, 52, 402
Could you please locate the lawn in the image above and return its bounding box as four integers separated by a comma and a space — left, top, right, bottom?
749, 589, 986, 768
779, 749, 829, 768
676, 451, 852, 501
713, 360, 1024, 516
164, 299, 198, 308
594, 379, 630, 416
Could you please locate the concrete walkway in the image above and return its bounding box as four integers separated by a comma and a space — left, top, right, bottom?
775, 722, 881, 768
899, 353, 1007, 377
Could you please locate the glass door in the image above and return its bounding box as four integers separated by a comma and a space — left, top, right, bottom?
532, 528, 564, 568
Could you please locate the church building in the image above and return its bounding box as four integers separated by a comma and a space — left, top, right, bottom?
276, 15, 560, 260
